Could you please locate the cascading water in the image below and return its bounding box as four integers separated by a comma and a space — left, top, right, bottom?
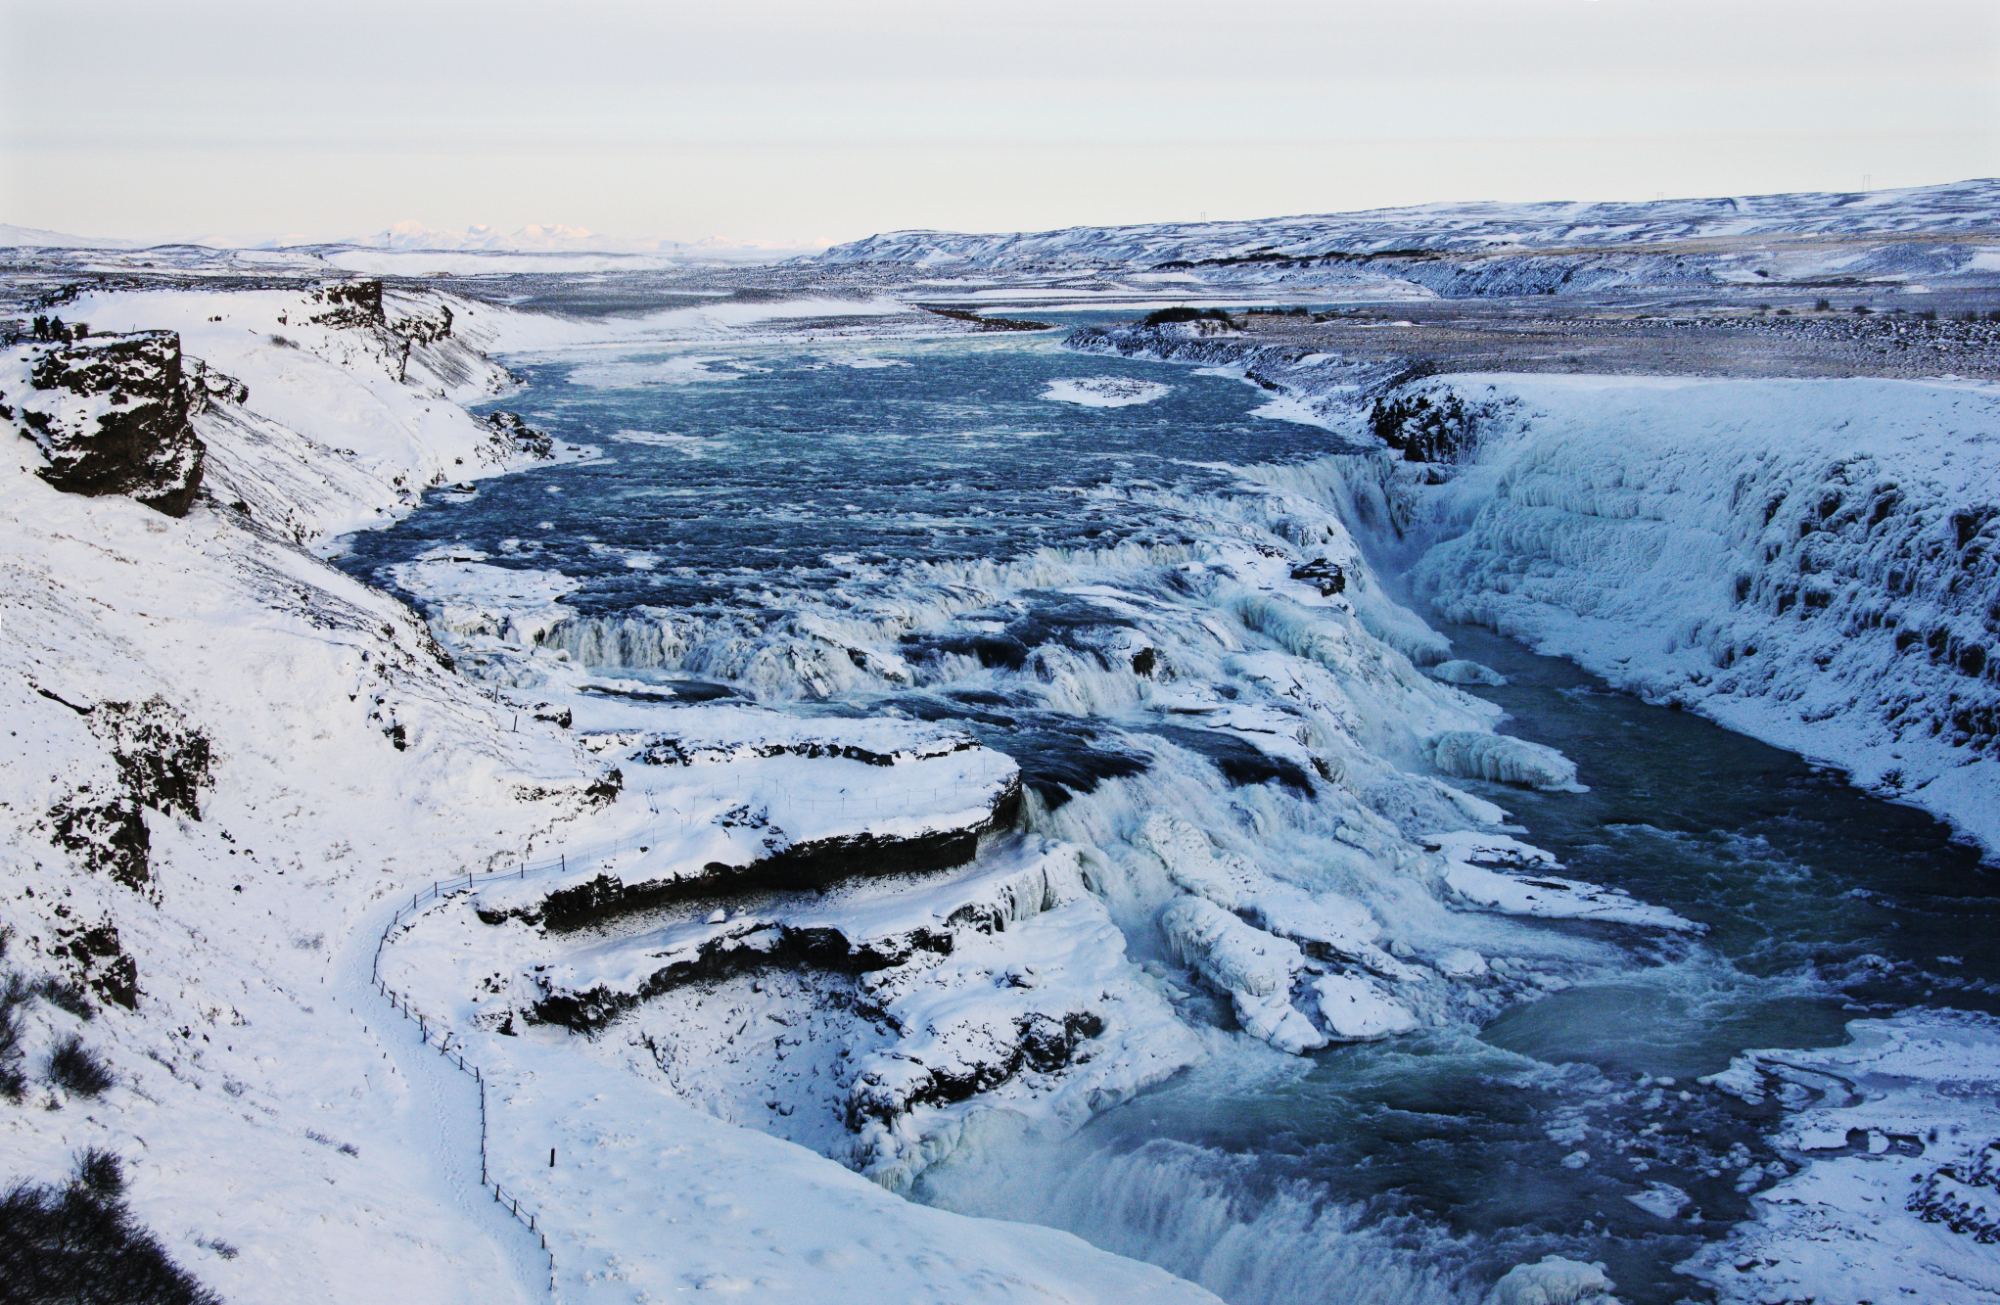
340, 321, 2000, 1304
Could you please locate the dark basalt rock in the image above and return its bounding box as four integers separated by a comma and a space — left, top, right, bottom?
1366, 386, 1497, 464
41, 695, 211, 894
845, 1010, 1105, 1127
6, 331, 206, 516
1289, 558, 1346, 595
50, 921, 139, 1010
479, 411, 553, 460
483, 775, 1022, 930
305, 280, 385, 329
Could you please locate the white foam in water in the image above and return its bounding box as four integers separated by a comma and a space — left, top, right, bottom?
917, 1132, 1485, 1305
368, 329, 1924, 1304
566, 355, 756, 387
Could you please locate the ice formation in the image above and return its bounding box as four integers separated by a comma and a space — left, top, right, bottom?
1427, 730, 1585, 791
1485, 1255, 1617, 1305
1400, 374, 2000, 851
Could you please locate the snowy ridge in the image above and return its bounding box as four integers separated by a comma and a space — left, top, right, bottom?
0, 282, 1237, 1302
814, 179, 2000, 270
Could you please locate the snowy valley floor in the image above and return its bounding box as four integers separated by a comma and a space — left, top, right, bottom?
1, 264, 1997, 1305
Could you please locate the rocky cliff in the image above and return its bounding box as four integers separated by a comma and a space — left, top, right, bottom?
2, 329, 205, 516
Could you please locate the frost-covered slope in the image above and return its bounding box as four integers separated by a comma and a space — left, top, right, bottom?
816, 179, 2000, 270
1319, 374, 2000, 853
0, 287, 609, 1301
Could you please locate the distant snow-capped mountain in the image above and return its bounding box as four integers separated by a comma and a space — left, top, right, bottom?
351, 220, 824, 261
0, 223, 150, 250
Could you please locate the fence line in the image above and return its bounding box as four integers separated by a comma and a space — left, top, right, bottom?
372, 881, 562, 1301
363, 771, 995, 1301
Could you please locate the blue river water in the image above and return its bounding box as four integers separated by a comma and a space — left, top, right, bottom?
338, 324, 1998, 1304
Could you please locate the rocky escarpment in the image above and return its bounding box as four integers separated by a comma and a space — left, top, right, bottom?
1, 328, 206, 516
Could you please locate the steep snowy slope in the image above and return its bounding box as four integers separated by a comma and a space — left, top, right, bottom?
1394, 375, 2000, 854
0, 288, 608, 1301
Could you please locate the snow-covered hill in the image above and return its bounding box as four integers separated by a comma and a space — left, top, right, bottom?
816, 179, 2000, 270
1401, 373, 2000, 852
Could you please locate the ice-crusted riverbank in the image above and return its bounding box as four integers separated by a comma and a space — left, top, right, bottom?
1077, 319, 2000, 857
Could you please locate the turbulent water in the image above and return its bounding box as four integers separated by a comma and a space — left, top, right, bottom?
340, 325, 1999, 1304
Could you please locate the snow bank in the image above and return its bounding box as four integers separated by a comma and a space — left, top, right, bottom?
1408, 374, 2000, 852
1685, 1011, 2000, 1305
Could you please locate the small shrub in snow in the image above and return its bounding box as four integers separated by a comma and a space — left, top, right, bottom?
47, 1036, 113, 1098
33, 976, 94, 1022
0, 1150, 220, 1305
1141, 306, 1235, 327
74, 1148, 124, 1198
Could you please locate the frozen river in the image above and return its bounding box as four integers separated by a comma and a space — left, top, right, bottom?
339, 325, 1998, 1303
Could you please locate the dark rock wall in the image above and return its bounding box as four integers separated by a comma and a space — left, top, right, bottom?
5, 331, 206, 516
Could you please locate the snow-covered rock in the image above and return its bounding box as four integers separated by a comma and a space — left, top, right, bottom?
1431, 658, 1507, 686
1310, 973, 1417, 1040
1486, 1254, 1617, 1305
1, 329, 205, 515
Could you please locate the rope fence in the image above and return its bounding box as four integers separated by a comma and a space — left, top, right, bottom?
372, 894, 561, 1301
359, 769, 1000, 1301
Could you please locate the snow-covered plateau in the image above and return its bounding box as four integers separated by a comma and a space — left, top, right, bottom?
4, 176, 1999, 1305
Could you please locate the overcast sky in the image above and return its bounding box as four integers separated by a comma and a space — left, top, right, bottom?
2, 0, 1995, 246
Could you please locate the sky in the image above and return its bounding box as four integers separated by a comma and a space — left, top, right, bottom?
2, 0, 1996, 248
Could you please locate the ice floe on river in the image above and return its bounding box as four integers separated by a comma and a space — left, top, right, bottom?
1042, 376, 1173, 407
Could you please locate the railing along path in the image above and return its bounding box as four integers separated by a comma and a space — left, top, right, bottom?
364, 772, 992, 1301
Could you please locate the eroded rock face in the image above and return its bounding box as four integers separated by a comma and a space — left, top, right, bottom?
3, 331, 206, 516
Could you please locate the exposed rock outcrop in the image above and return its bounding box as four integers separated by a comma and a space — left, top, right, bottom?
2, 330, 206, 516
